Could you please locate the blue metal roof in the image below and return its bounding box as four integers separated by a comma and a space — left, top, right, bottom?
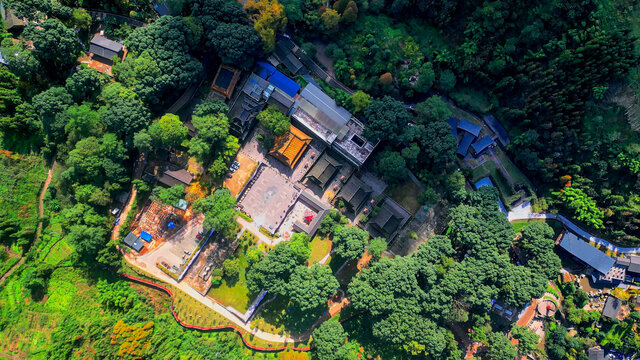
457, 132, 475, 156
471, 135, 495, 154
153, 2, 170, 16
447, 117, 458, 138
483, 115, 510, 146
255, 61, 300, 98
267, 70, 300, 97
559, 232, 614, 274
457, 118, 481, 137
140, 231, 152, 242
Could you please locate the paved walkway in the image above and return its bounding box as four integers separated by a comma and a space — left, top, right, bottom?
123, 253, 307, 343
507, 202, 640, 255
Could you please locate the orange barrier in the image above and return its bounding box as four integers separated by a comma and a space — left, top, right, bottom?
122, 273, 313, 352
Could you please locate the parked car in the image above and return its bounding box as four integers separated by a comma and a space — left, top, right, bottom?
184, 250, 191, 255
114, 217, 120, 225
232, 161, 240, 169
196, 234, 203, 240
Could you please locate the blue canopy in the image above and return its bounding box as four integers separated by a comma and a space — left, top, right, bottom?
140, 231, 152, 242
255, 61, 300, 97
167, 221, 176, 229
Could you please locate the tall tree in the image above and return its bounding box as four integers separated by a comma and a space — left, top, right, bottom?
147, 114, 188, 149
287, 264, 338, 311
193, 189, 237, 238
312, 320, 349, 360
23, 19, 81, 71
332, 226, 369, 261
245, 0, 287, 53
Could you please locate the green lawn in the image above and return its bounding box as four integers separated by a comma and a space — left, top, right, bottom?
471, 158, 515, 203
511, 219, 564, 237
308, 235, 332, 265
495, 148, 535, 189
209, 243, 252, 312
386, 179, 422, 214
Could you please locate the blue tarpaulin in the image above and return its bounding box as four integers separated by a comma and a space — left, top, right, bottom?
140, 231, 152, 242
255, 61, 300, 97
167, 221, 176, 229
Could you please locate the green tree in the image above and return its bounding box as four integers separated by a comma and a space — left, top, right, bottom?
148, 114, 188, 149
332, 226, 369, 261
367, 237, 387, 260
554, 186, 604, 229
23, 19, 81, 71
257, 105, 290, 136
133, 129, 154, 153
318, 209, 348, 237
363, 96, 411, 145
151, 185, 185, 206
415, 96, 452, 123
289, 232, 311, 263
341, 1, 358, 23
288, 264, 339, 311
65, 68, 106, 102
122, 16, 203, 107
414, 62, 435, 94
62, 104, 104, 145
70, 8, 92, 32
223, 258, 240, 278
437, 69, 456, 92
487, 332, 517, 360
351, 90, 371, 113
193, 189, 237, 238
375, 150, 406, 184
246, 241, 301, 294
96, 280, 138, 311
99, 91, 152, 146
66, 225, 109, 261
312, 319, 349, 360
32, 86, 74, 143
321, 8, 340, 34
511, 325, 539, 356
193, 98, 229, 116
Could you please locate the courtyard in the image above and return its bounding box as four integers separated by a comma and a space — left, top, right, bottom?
237, 166, 301, 233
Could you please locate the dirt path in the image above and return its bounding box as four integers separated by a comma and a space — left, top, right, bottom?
0, 156, 56, 285
111, 188, 137, 241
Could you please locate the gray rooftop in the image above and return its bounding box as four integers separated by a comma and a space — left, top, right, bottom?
305, 152, 342, 189
588, 347, 604, 360
602, 295, 621, 319
297, 83, 352, 135
371, 201, 403, 236
123, 232, 143, 251
90, 35, 123, 60
336, 175, 372, 212
559, 232, 615, 275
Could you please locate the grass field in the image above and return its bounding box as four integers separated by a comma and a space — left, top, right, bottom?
386, 179, 422, 214
308, 235, 332, 265
511, 219, 564, 237
0, 153, 46, 251
209, 231, 256, 313
471, 159, 515, 202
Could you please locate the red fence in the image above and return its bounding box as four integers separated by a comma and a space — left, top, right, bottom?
121, 273, 313, 352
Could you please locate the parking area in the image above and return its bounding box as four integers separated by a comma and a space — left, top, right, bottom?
224, 152, 259, 196
138, 215, 206, 276
237, 166, 300, 233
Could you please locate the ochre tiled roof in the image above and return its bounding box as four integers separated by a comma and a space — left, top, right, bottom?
269, 125, 312, 168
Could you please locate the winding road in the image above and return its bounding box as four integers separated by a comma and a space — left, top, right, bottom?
508, 202, 640, 255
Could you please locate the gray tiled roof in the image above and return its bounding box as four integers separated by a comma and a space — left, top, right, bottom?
90, 35, 123, 60
559, 232, 614, 274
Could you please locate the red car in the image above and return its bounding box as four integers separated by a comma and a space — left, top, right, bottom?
196, 234, 203, 240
